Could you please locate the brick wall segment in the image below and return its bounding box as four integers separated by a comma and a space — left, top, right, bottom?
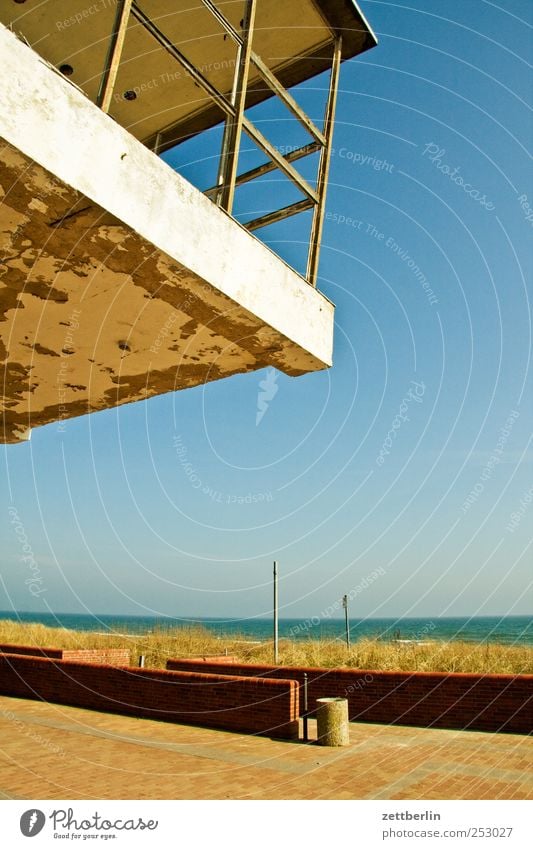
166, 659, 533, 735
0, 654, 299, 738
0, 644, 130, 665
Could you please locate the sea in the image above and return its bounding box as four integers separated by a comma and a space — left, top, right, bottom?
0, 612, 532, 646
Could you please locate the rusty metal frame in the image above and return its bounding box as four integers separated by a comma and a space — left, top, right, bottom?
205, 142, 321, 199
131, 2, 235, 119
245, 199, 315, 232
94, 0, 342, 287
200, 0, 326, 148
250, 54, 327, 148
241, 119, 319, 205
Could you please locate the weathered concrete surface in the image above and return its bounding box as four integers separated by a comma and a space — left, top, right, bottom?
316, 697, 350, 747
0, 26, 334, 443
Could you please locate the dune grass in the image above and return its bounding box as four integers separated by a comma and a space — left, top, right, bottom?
0, 619, 531, 674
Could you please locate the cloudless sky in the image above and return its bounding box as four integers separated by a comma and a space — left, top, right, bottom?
1, 0, 532, 623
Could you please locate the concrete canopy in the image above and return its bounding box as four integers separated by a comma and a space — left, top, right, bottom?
0, 24, 334, 443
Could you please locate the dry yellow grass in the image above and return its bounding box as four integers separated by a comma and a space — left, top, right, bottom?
0, 619, 531, 674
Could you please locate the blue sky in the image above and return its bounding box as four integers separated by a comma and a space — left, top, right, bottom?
1, 0, 532, 621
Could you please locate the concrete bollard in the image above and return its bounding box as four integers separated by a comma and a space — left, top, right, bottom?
316, 697, 350, 746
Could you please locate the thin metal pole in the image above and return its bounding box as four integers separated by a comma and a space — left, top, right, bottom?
307, 37, 342, 287
138, 655, 145, 668
273, 560, 279, 664
96, 0, 133, 113
153, 132, 162, 155
245, 198, 314, 233
343, 594, 350, 649
214, 40, 242, 207
303, 672, 309, 742
217, 0, 257, 213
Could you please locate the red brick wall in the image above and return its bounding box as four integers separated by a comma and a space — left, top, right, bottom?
0, 644, 130, 665
167, 659, 533, 735
184, 655, 240, 663
61, 649, 131, 665
0, 654, 299, 739
0, 643, 63, 659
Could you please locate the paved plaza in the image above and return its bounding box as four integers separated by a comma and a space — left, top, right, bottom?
0, 696, 531, 800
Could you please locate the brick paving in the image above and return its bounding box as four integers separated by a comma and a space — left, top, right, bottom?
0, 695, 531, 800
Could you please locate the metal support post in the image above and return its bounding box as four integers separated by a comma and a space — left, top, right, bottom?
216, 0, 257, 213
307, 37, 342, 287
97, 0, 134, 113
